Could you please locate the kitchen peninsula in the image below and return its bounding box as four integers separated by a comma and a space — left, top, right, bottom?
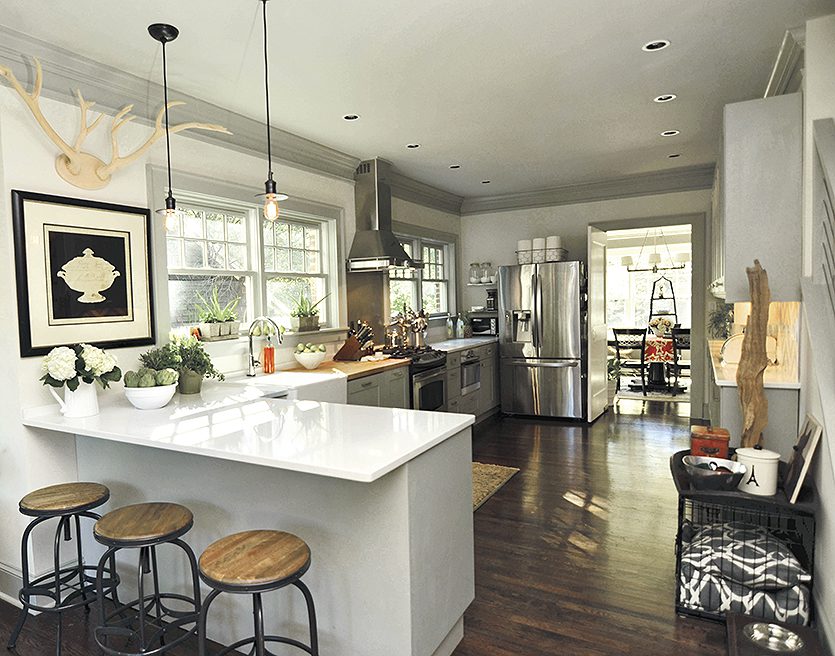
21, 382, 475, 656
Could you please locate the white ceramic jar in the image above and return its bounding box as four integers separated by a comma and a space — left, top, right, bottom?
735, 447, 780, 496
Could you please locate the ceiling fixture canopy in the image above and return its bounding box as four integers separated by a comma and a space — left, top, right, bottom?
622, 228, 689, 273
149, 22, 182, 233
256, 0, 288, 221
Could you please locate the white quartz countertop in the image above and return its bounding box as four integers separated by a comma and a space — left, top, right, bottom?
429, 336, 498, 353
707, 340, 800, 390
21, 382, 474, 483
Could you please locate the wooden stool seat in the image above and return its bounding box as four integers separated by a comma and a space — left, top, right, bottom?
95, 502, 193, 546
199, 530, 311, 590
19, 482, 109, 517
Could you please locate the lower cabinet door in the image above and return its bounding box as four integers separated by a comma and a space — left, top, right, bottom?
347, 376, 382, 407
381, 367, 409, 408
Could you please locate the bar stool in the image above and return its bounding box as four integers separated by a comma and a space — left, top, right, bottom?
8, 481, 118, 656
197, 530, 319, 656
93, 502, 201, 656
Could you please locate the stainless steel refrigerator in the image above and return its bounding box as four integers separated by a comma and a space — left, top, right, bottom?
498, 261, 586, 419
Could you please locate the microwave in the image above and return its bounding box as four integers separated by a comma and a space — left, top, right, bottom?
470, 314, 498, 336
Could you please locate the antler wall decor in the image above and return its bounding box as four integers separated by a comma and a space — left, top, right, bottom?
0, 57, 231, 190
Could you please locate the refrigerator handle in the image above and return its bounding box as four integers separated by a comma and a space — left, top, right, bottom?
531, 272, 539, 349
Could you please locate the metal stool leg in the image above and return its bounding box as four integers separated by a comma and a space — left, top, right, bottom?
73, 514, 91, 613
253, 593, 266, 656
6, 518, 41, 650
198, 589, 222, 656
293, 580, 319, 656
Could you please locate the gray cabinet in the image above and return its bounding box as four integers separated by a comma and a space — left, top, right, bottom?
478, 357, 498, 414
381, 367, 409, 409
722, 93, 802, 301
347, 376, 382, 407
347, 366, 410, 408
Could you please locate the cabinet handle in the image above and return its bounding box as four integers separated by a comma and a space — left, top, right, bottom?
361, 381, 374, 388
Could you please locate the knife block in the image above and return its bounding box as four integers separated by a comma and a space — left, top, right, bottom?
334, 336, 366, 361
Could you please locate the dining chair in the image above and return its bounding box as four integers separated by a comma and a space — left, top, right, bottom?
611, 328, 647, 395
667, 328, 691, 395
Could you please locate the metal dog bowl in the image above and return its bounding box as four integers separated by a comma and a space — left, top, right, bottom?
743, 622, 805, 652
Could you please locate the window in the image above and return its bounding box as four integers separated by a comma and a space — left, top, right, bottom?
388, 236, 454, 318
263, 218, 330, 326
166, 204, 256, 327
166, 194, 337, 331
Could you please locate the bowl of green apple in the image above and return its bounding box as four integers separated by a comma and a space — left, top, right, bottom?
293, 343, 327, 369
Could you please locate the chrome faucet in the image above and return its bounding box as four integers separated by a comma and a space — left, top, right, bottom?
247, 316, 283, 377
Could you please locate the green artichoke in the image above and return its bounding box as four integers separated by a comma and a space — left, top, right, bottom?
123, 370, 140, 388
155, 368, 179, 386
138, 372, 156, 388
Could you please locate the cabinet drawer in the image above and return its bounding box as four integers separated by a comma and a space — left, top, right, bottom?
447, 397, 461, 413
383, 366, 408, 383
459, 394, 477, 416
447, 368, 461, 400
479, 344, 497, 360
347, 375, 380, 395
446, 352, 461, 370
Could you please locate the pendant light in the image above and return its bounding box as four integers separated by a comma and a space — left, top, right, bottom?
624, 228, 688, 273
256, 0, 288, 220
149, 23, 181, 233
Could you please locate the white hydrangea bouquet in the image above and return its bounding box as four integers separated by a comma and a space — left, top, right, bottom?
648, 317, 673, 336
41, 343, 122, 391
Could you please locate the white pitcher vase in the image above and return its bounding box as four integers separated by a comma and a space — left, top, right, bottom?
48, 383, 99, 418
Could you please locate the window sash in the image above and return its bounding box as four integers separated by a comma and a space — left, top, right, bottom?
389, 235, 453, 317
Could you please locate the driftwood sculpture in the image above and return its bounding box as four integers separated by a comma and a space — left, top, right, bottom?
0, 57, 231, 190
736, 260, 770, 448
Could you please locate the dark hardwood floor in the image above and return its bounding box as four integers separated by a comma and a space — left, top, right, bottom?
454, 399, 726, 656
0, 399, 727, 655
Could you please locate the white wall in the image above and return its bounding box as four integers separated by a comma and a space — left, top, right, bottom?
0, 86, 358, 595
799, 12, 835, 650
460, 189, 712, 415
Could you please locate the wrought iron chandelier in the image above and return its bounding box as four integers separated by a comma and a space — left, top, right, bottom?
620, 228, 690, 273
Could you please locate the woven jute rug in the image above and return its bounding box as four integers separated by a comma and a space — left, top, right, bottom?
472, 462, 519, 511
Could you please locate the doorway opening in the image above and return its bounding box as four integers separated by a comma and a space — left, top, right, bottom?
604, 224, 693, 408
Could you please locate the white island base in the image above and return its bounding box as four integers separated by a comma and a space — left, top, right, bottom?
23, 389, 475, 656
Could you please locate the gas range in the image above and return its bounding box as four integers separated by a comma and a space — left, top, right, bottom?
383, 346, 447, 373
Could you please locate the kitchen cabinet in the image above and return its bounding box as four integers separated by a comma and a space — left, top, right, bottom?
381, 367, 409, 409
347, 366, 409, 408
347, 376, 382, 407
478, 357, 498, 415
446, 352, 461, 403
722, 93, 802, 301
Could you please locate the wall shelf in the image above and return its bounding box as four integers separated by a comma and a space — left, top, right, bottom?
466, 282, 497, 287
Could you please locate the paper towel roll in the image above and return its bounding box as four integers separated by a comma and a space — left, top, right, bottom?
532, 237, 546, 250
517, 239, 532, 252
546, 235, 562, 249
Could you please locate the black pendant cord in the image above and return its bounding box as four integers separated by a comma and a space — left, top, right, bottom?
162, 40, 174, 201
262, 0, 273, 185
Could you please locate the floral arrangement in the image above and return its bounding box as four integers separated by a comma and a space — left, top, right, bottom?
41, 344, 122, 391
648, 317, 673, 334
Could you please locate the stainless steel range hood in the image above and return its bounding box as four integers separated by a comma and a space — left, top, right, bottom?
347, 158, 420, 272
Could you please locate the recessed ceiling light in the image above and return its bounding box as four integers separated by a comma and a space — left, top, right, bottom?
406, 143, 420, 149
642, 39, 670, 52
342, 114, 360, 121
449, 164, 461, 169
668, 153, 682, 158
653, 94, 677, 103
481, 180, 491, 184
661, 129, 680, 137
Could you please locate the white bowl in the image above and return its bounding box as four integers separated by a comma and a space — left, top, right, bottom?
124, 384, 177, 410
294, 351, 327, 370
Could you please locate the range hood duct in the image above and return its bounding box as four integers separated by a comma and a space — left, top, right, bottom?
347, 158, 421, 272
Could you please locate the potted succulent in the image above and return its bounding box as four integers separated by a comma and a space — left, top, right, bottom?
195, 287, 240, 340
40, 343, 121, 417
607, 347, 621, 405
290, 293, 328, 333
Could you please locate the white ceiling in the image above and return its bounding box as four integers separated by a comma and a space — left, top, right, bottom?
2, 0, 834, 197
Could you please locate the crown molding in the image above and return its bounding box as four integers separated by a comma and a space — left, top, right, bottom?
0, 25, 360, 181
389, 169, 464, 215
764, 27, 805, 98
459, 164, 715, 215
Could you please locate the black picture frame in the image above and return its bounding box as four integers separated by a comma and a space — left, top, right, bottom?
12, 190, 156, 357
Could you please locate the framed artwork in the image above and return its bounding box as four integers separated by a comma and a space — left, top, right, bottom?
12, 190, 155, 356
784, 415, 823, 504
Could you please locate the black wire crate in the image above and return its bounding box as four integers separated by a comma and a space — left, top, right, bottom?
675, 496, 816, 624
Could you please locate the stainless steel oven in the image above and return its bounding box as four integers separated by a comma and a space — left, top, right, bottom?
412, 366, 447, 411
461, 350, 481, 396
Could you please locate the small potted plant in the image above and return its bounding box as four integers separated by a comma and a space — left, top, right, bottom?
648, 317, 672, 337
169, 335, 225, 394
195, 287, 240, 340
40, 344, 122, 417
607, 346, 621, 405
290, 293, 328, 333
